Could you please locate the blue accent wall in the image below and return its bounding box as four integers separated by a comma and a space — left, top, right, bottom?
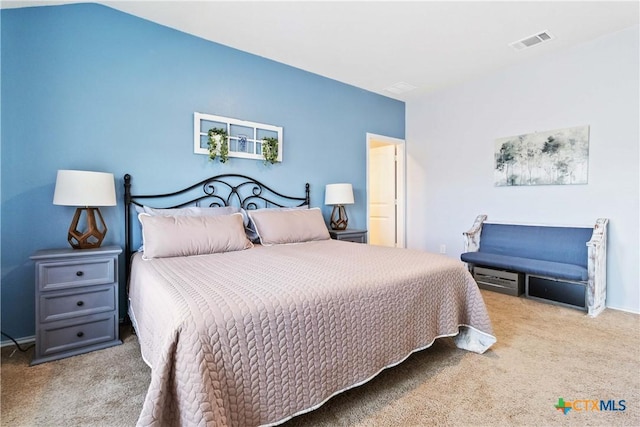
0, 4, 405, 339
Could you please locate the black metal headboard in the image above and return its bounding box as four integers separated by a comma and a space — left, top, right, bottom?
123, 173, 310, 276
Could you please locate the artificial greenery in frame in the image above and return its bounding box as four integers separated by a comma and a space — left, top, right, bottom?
207, 127, 229, 163
262, 137, 279, 164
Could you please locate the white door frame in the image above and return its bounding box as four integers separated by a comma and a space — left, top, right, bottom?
366, 133, 406, 248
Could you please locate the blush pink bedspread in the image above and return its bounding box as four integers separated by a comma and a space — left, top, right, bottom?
129, 240, 496, 426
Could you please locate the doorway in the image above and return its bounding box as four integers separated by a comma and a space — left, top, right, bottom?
366, 133, 406, 248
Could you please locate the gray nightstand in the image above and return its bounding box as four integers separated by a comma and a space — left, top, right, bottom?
329, 229, 368, 243
30, 245, 122, 365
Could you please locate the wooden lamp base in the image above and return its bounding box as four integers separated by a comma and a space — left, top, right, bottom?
67, 207, 107, 250
330, 205, 349, 230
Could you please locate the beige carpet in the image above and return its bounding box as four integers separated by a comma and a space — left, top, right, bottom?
2, 290, 638, 426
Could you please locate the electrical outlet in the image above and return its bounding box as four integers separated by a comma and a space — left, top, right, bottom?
439, 244, 446, 254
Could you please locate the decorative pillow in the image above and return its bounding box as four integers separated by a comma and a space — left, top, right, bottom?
138, 212, 253, 259
143, 205, 240, 216
242, 205, 308, 242
134, 205, 242, 251
247, 207, 330, 246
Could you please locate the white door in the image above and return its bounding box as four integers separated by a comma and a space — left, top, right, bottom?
367, 133, 406, 248
369, 143, 397, 247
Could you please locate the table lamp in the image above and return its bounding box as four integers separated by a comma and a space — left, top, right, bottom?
53, 170, 116, 249
325, 183, 354, 230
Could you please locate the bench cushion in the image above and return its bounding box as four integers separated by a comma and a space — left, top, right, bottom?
460, 251, 588, 282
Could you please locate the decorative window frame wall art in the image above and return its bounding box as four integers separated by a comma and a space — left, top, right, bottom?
494, 125, 589, 186
194, 112, 283, 162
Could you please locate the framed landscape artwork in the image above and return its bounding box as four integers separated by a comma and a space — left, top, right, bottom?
494, 125, 589, 186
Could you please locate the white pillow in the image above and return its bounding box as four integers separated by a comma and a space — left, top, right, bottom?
247, 207, 330, 246
242, 205, 308, 242
134, 205, 243, 251
142, 206, 240, 216
138, 212, 253, 259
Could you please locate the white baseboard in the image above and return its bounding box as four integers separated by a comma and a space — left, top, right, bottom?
606, 305, 640, 315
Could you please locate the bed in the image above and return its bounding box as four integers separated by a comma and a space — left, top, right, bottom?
124, 173, 496, 427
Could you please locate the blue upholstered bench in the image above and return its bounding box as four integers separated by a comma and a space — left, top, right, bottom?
460, 215, 609, 317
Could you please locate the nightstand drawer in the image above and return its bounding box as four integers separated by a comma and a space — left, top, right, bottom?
338, 235, 366, 243
39, 314, 117, 357
38, 257, 115, 291
40, 284, 116, 323
329, 229, 367, 243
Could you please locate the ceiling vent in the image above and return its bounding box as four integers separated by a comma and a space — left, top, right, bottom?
509, 31, 554, 51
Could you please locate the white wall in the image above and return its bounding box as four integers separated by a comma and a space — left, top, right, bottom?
406, 25, 639, 313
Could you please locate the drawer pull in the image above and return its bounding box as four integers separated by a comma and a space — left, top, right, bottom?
76, 331, 84, 338
76, 271, 84, 277
76, 300, 84, 307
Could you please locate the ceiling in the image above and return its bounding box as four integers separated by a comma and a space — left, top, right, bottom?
3, 1, 639, 101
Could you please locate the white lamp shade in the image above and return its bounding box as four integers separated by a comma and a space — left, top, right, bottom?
324, 183, 354, 205
53, 170, 116, 207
